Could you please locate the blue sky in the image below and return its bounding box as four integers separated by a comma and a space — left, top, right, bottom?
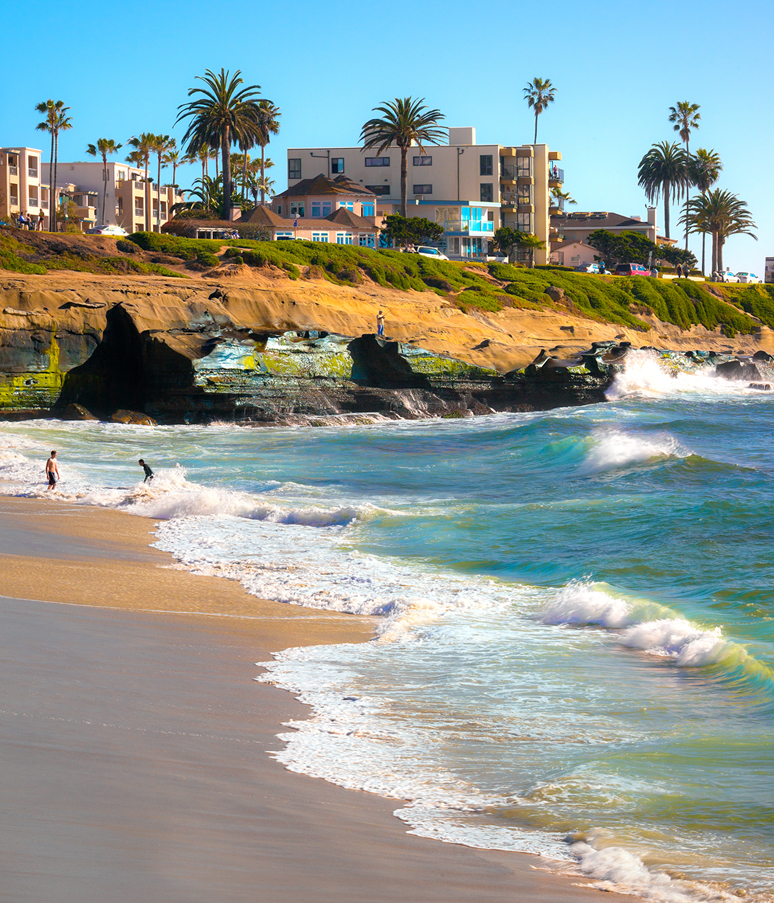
1, 0, 770, 273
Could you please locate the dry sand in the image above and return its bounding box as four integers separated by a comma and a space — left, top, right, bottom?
0, 495, 632, 903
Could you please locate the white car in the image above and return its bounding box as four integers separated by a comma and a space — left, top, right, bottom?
720, 270, 738, 283
87, 224, 128, 236
415, 246, 449, 260
735, 272, 761, 284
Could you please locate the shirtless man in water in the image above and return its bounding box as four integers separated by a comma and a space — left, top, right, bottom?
45, 451, 59, 490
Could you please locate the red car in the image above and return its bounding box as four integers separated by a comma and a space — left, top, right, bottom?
615, 263, 652, 277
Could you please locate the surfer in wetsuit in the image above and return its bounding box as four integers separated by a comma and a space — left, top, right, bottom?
138, 459, 154, 483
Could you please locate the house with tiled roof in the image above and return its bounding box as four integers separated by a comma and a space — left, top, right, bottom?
270, 174, 380, 246
238, 197, 380, 246
550, 207, 675, 248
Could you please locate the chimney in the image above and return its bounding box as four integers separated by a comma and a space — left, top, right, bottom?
646, 206, 657, 226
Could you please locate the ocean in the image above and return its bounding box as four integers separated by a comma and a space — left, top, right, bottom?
1, 349, 772, 903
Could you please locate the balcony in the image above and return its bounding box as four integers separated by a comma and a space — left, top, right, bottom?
29, 168, 38, 178
441, 219, 494, 234
548, 166, 564, 185
9, 165, 18, 176
134, 208, 144, 218
500, 164, 533, 182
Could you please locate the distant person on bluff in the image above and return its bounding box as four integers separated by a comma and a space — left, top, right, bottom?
138, 459, 154, 483
45, 450, 59, 490
377, 310, 385, 338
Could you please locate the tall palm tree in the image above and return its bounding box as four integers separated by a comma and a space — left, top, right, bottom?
637, 140, 688, 240
687, 148, 722, 274
164, 145, 181, 191
523, 78, 556, 144
360, 97, 446, 217
255, 100, 280, 205
550, 186, 576, 208
127, 134, 154, 232
86, 138, 122, 225
669, 101, 701, 249
680, 189, 756, 274
35, 99, 73, 232
151, 134, 175, 230
176, 68, 263, 221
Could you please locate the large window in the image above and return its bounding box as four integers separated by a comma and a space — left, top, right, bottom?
290, 201, 305, 217
413, 184, 432, 195
312, 231, 329, 243
331, 157, 345, 174
517, 184, 532, 205
365, 156, 390, 167
516, 157, 532, 178
413, 156, 432, 166
336, 232, 354, 245
361, 203, 375, 217
288, 158, 301, 180
480, 183, 493, 202
517, 212, 532, 232
338, 201, 354, 211
365, 185, 391, 195
359, 233, 375, 247
480, 154, 493, 176
311, 201, 332, 217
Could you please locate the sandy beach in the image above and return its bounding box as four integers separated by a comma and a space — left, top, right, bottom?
0, 495, 630, 903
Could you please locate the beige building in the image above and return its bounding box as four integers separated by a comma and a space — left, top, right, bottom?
0, 146, 51, 227
285, 127, 563, 262
57, 160, 184, 232
551, 209, 661, 247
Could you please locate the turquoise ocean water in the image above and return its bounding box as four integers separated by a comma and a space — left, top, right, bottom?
1, 350, 772, 902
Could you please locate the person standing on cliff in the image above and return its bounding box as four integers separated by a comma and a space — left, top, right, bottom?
377, 310, 385, 338
45, 451, 59, 490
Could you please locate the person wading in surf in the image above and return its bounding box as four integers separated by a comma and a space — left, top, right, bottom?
45, 451, 59, 490
138, 459, 154, 483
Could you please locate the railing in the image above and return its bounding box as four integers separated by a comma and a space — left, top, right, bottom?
503, 194, 533, 207
500, 164, 532, 180
29, 198, 39, 208
9, 165, 18, 175
41, 199, 49, 209
441, 220, 494, 233
29, 168, 38, 178
549, 167, 564, 182
134, 208, 144, 218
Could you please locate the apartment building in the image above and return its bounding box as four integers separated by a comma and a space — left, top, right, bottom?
57, 160, 184, 232
285, 127, 563, 262
0, 146, 50, 227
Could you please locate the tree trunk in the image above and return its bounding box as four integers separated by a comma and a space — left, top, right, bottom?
53, 132, 59, 232
400, 147, 408, 217
701, 232, 706, 276
684, 140, 690, 251
260, 144, 266, 205
222, 130, 231, 221
144, 154, 150, 234
242, 153, 247, 203
718, 236, 724, 274
663, 180, 670, 239
203, 154, 207, 181
48, 129, 55, 231
533, 112, 538, 144
101, 152, 107, 225
156, 153, 162, 231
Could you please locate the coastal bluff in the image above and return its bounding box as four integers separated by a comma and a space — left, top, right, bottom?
1, 268, 772, 423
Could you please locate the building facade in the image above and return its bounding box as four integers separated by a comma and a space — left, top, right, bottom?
57, 160, 184, 232
285, 127, 563, 263
550, 208, 664, 248
0, 146, 50, 227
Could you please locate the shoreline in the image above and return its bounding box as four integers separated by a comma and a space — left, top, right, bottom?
0, 493, 637, 902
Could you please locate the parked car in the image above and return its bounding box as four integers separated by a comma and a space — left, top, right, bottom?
719, 270, 739, 283
615, 263, 652, 277
735, 272, 761, 283
416, 246, 449, 260
87, 224, 128, 236
574, 263, 601, 274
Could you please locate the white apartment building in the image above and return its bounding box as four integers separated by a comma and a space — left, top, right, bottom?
286, 127, 563, 262
0, 146, 50, 227
57, 160, 184, 232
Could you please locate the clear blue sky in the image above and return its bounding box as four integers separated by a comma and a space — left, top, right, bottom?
1, 0, 770, 273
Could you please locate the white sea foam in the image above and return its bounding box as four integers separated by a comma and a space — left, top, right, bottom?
608, 351, 753, 400
580, 428, 687, 475
540, 580, 737, 668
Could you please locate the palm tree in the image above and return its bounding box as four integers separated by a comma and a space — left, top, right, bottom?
360, 97, 446, 217
523, 78, 556, 144
86, 138, 122, 225
127, 134, 154, 233
255, 100, 280, 205
35, 100, 73, 232
151, 134, 175, 230
637, 140, 688, 240
669, 101, 701, 249
176, 68, 263, 221
164, 145, 181, 191
550, 186, 576, 209
680, 189, 756, 274
687, 148, 722, 274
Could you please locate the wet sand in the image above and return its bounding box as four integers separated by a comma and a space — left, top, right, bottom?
0, 496, 627, 903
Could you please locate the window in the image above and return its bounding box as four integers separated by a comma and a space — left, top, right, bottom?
311, 201, 332, 217
290, 201, 305, 217
361, 203, 374, 217
331, 158, 344, 174
336, 232, 353, 245
28, 187, 39, 206
288, 158, 301, 180
312, 231, 329, 243
28, 156, 38, 177
365, 185, 391, 195
276, 205, 282, 215
516, 157, 532, 178
117, 198, 123, 214
359, 233, 375, 247
413, 156, 432, 166
480, 183, 493, 202
413, 184, 432, 195
480, 154, 493, 176
276, 231, 293, 239
338, 201, 354, 211
365, 156, 390, 167
517, 184, 532, 204
517, 212, 532, 232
